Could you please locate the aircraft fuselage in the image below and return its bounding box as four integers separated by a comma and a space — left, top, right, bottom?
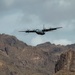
35, 29, 45, 35
36, 31, 45, 35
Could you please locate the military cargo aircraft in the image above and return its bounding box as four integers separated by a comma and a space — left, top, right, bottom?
19, 26, 62, 35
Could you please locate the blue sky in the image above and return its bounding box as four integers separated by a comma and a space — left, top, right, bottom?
0, 0, 75, 46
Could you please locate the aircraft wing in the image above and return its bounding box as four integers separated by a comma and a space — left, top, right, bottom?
42, 27, 62, 32
19, 30, 36, 33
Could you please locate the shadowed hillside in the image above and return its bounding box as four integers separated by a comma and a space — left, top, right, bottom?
0, 34, 75, 75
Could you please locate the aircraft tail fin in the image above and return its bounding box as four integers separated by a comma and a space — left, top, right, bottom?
43, 24, 45, 29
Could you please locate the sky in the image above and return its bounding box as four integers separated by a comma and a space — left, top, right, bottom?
0, 0, 75, 46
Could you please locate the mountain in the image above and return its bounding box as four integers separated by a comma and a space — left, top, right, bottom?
0, 34, 75, 75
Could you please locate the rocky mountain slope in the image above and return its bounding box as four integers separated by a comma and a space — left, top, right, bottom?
54, 50, 75, 75
0, 34, 75, 75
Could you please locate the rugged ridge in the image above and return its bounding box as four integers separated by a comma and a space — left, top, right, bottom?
0, 34, 75, 75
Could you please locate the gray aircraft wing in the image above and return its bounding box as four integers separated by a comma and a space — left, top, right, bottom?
19, 30, 36, 33
42, 27, 62, 32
